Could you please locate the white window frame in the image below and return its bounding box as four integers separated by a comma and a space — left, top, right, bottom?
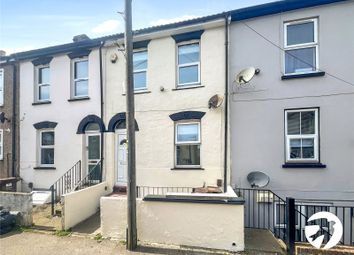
283, 18, 319, 75
177, 41, 201, 87
71, 58, 89, 98
175, 121, 201, 168
0, 68, 4, 106
133, 49, 148, 91
39, 129, 55, 167
0, 129, 3, 160
285, 108, 319, 162
35, 65, 50, 102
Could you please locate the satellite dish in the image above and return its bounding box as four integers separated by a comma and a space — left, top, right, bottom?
235, 67, 260, 85
208, 94, 224, 109
0, 112, 9, 123
247, 171, 270, 188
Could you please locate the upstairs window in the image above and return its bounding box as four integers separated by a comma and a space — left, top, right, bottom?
72, 59, 88, 98
133, 50, 147, 91
36, 66, 50, 101
0, 69, 3, 106
284, 18, 318, 75
285, 108, 319, 162
177, 42, 200, 87
39, 130, 55, 166
175, 122, 201, 167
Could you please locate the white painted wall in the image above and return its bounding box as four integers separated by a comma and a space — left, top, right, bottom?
104, 26, 226, 189
101, 196, 244, 252
62, 181, 109, 230
19, 49, 101, 190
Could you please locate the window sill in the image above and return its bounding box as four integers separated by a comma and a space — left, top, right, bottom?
282, 163, 326, 168
171, 167, 205, 170
33, 166, 56, 170
122, 90, 151, 96
172, 85, 204, 91
68, 96, 90, 102
281, 72, 325, 80
32, 101, 51, 106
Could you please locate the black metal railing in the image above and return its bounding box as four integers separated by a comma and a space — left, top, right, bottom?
136, 186, 194, 198
294, 203, 354, 246
50, 160, 81, 215
235, 187, 354, 253
74, 160, 102, 191
234, 188, 288, 242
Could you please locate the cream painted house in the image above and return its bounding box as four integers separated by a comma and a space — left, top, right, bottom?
102, 17, 228, 190
15, 38, 105, 192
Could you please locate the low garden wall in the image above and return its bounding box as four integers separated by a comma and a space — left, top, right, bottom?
0, 191, 33, 226
62, 182, 109, 230
101, 189, 245, 252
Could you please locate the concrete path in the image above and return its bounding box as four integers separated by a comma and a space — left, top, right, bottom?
244, 228, 286, 255
0, 231, 230, 255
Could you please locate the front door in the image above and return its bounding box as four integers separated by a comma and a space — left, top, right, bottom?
116, 131, 127, 186
86, 133, 101, 180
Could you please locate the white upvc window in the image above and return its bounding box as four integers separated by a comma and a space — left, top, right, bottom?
72, 58, 88, 98
39, 130, 55, 166
284, 18, 318, 75
175, 122, 201, 167
0, 68, 4, 106
0, 129, 3, 160
36, 66, 50, 102
285, 108, 319, 162
177, 41, 200, 87
133, 50, 148, 91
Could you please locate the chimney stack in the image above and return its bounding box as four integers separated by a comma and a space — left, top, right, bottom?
72, 34, 90, 43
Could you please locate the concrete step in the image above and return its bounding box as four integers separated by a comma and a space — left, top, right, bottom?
31, 191, 51, 205
245, 228, 287, 255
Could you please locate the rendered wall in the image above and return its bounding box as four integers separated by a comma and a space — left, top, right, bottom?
19, 49, 101, 190
62, 182, 109, 230
104, 25, 226, 189
101, 196, 244, 252
0, 191, 32, 226
229, 1, 354, 200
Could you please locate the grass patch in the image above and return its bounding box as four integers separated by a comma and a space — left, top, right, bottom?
94, 233, 103, 242
55, 229, 72, 237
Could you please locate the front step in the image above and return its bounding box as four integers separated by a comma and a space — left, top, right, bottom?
113, 185, 127, 194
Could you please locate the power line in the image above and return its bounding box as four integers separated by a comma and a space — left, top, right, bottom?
241, 21, 354, 88
231, 91, 354, 103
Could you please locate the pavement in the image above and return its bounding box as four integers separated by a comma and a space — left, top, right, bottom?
0, 231, 233, 255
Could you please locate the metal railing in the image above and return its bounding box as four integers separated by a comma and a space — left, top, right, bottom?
73, 160, 102, 192
136, 186, 194, 198
234, 188, 287, 242
294, 203, 354, 246
50, 160, 81, 215
235, 187, 354, 253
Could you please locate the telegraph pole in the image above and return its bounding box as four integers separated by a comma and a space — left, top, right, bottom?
124, 0, 137, 250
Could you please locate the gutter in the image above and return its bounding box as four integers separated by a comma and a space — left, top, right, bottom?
223, 14, 231, 193
11, 60, 17, 178
99, 41, 105, 181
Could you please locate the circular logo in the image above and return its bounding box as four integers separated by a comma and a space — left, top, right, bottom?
304, 211, 343, 250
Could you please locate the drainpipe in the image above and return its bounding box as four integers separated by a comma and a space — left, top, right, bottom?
223, 14, 230, 193
11, 60, 17, 178
99, 41, 105, 181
